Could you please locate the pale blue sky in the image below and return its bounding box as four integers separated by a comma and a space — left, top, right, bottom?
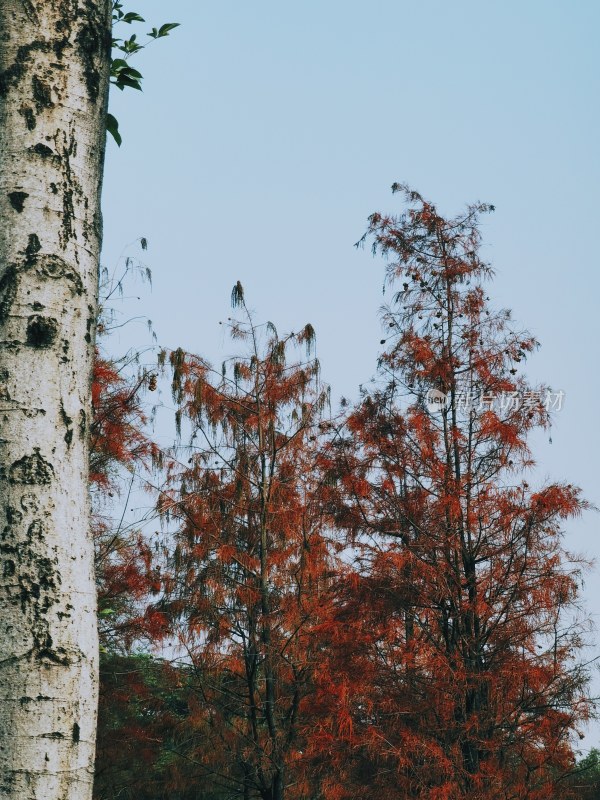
102, 0, 600, 744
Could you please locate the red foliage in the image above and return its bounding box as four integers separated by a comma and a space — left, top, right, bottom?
90, 207, 592, 800
308, 186, 592, 799
90, 348, 167, 650
159, 288, 336, 800
90, 352, 158, 490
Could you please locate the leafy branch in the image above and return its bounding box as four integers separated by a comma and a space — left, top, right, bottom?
108, 2, 180, 146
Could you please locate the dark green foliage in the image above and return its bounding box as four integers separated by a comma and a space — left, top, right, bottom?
107, 3, 180, 145
562, 750, 600, 799
94, 653, 230, 800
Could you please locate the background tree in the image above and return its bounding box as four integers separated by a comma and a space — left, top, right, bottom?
561, 749, 600, 799
89, 252, 177, 799
90, 348, 166, 651
312, 186, 593, 799
160, 286, 334, 800
94, 653, 202, 800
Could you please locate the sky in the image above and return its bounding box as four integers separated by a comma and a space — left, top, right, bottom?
102, 0, 600, 745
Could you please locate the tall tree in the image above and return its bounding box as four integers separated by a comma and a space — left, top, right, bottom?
0, 5, 178, 796
0, 3, 112, 798
313, 186, 592, 799
161, 286, 334, 800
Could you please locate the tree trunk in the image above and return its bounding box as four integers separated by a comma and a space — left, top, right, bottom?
0, 2, 111, 798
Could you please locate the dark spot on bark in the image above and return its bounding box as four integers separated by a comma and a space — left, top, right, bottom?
36, 557, 59, 589
0, 369, 9, 400
51, 26, 70, 59
0, 40, 51, 98
36, 254, 83, 295
19, 696, 33, 705
62, 190, 75, 245
75, 14, 109, 103
27, 315, 58, 348
55, 126, 79, 247
20, 581, 40, 609
85, 316, 94, 343
79, 409, 87, 439
72, 723, 80, 743
8, 192, 29, 212
19, 105, 37, 131
50, 182, 58, 194
26, 233, 41, 259
19, 552, 60, 612
9, 449, 54, 485
32, 302, 44, 311
0, 265, 19, 323
59, 402, 72, 427
21, 493, 40, 513
32, 75, 53, 110
40, 731, 64, 739
61, 402, 74, 446
31, 142, 54, 158
37, 255, 64, 279
6, 507, 23, 525
3, 560, 15, 578
27, 520, 45, 542
37, 647, 69, 665
0, 538, 17, 555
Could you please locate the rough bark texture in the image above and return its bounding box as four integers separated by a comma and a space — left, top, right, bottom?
0, 2, 112, 798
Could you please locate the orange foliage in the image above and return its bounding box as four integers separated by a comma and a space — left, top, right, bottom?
159, 290, 336, 800
308, 186, 592, 800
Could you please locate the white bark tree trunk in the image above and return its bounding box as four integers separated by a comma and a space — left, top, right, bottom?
0, 2, 112, 798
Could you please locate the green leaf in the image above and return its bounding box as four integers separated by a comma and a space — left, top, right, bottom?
122, 66, 143, 80
99, 608, 115, 616
116, 75, 142, 91
122, 11, 145, 23
157, 22, 180, 37
106, 113, 122, 146
123, 40, 143, 54
111, 63, 144, 91
110, 58, 128, 71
